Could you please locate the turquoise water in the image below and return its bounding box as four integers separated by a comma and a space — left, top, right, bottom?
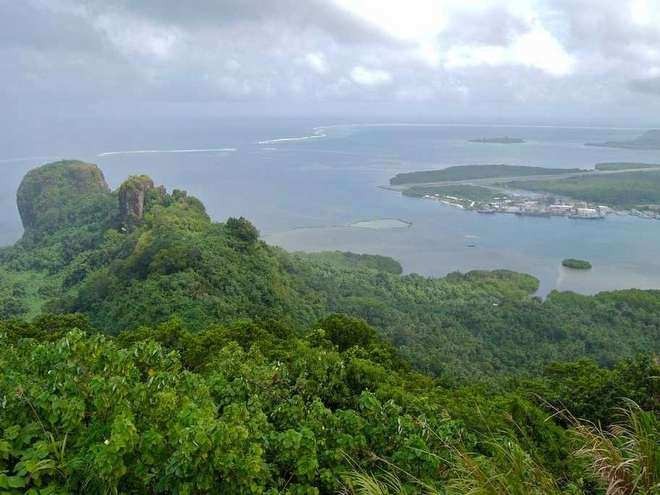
2, 120, 660, 295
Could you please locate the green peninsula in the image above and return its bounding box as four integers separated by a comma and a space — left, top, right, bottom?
595, 162, 660, 171
507, 170, 660, 208
390, 164, 583, 185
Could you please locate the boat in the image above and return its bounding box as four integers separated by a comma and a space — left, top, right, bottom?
568, 207, 605, 220
477, 208, 496, 214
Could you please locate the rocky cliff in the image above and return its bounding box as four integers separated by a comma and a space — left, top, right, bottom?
118, 175, 156, 228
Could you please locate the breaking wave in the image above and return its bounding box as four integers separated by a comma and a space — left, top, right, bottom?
257, 128, 327, 145
97, 148, 237, 157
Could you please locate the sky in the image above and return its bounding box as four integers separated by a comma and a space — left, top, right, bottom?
3, 0, 660, 127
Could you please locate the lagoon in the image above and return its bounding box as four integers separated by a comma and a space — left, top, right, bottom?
2, 119, 660, 296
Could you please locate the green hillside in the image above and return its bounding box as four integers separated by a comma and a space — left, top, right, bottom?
2, 161, 656, 380
0, 161, 657, 493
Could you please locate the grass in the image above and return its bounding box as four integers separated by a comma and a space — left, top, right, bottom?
341, 436, 563, 495
344, 400, 658, 495
565, 400, 659, 495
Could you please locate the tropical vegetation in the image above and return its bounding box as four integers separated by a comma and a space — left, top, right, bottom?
0, 160, 657, 493
562, 259, 592, 270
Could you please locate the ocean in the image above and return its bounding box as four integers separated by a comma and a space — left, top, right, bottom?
2, 118, 660, 295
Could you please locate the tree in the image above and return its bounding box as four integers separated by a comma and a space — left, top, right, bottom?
318, 314, 377, 351
225, 216, 259, 244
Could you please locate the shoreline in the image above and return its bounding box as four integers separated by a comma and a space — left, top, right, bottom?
384, 165, 660, 222
397, 190, 660, 221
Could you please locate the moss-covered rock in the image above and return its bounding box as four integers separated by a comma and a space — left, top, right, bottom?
16, 160, 111, 237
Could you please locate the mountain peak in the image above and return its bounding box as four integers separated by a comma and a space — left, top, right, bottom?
16, 160, 110, 237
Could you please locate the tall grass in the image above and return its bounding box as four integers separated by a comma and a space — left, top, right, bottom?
342, 400, 658, 495
341, 437, 562, 495
568, 400, 658, 495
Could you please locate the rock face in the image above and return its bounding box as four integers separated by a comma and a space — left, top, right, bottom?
16, 160, 110, 234
118, 175, 155, 228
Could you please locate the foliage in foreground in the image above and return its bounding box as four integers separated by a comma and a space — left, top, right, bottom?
569, 401, 658, 495
0, 316, 657, 494
343, 401, 659, 495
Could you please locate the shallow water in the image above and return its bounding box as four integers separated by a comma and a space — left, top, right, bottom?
2, 119, 660, 295
349, 218, 411, 229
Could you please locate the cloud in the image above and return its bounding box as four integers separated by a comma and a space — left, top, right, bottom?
350, 66, 393, 86
333, 0, 447, 41
445, 30, 574, 77
305, 52, 330, 75
2, 0, 660, 126
79, 0, 397, 45
630, 76, 660, 95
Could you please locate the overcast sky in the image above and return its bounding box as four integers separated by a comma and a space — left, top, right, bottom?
3, 0, 660, 125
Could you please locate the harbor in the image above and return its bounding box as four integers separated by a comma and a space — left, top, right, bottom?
418, 192, 627, 220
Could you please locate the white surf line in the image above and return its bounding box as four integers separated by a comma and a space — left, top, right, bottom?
260, 121, 645, 146
97, 148, 237, 157
257, 129, 327, 145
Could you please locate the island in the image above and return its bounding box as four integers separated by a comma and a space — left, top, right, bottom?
594, 162, 660, 171
390, 164, 584, 186
389, 164, 595, 214
562, 258, 592, 270
469, 137, 525, 144
586, 129, 660, 150
507, 170, 660, 212
387, 163, 660, 220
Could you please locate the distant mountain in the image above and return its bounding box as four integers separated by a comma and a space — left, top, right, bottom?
586, 129, 660, 149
